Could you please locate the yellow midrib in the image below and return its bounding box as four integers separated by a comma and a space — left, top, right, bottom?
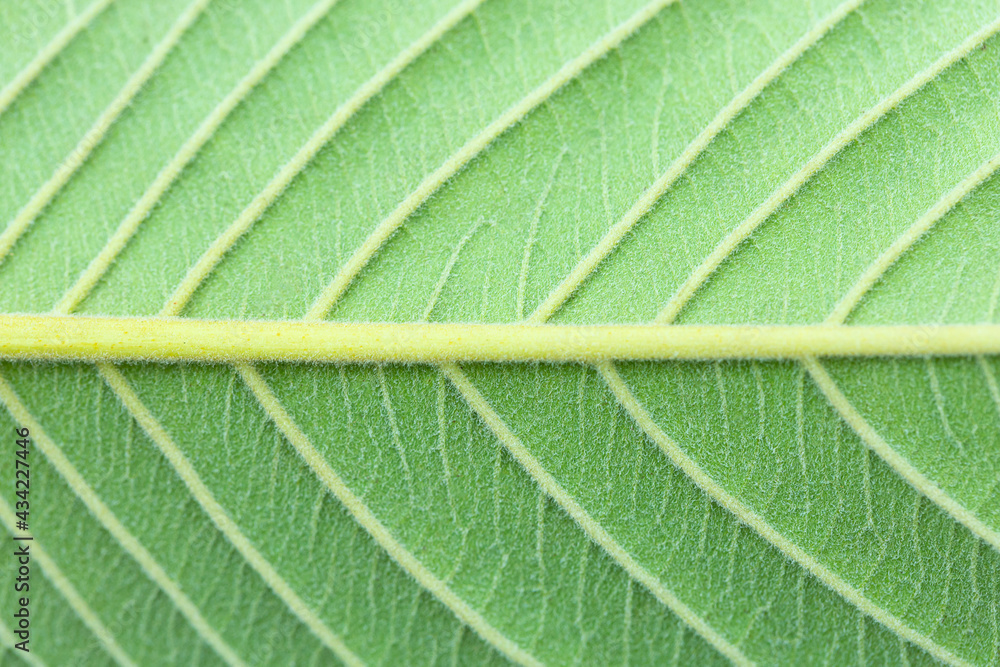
0, 314, 997, 364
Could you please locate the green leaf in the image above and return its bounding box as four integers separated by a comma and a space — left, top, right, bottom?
1, 0, 999, 665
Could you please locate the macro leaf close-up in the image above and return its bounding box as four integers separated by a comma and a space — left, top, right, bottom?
1, 0, 1000, 664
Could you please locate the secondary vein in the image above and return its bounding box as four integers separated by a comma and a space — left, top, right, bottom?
159, 0, 488, 317
0, 373, 246, 666
655, 13, 1000, 324
528, 0, 869, 323
0, 0, 117, 118
0, 0, 212, 266
0, 497, 134, 667
597, 361, 970, 667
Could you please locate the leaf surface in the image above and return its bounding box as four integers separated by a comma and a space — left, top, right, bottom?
1, 0, 999, 665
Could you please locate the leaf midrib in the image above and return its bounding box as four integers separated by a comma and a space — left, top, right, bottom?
495, 6, 1000, 666
1, 316, 997, 364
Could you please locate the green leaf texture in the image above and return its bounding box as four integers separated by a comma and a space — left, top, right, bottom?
2, 0, 1000, 664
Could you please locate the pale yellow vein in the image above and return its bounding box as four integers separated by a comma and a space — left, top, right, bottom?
159, 0, 488, 317
527, 0, 868, 323
0, 0, 211, 266
103, 4, 511, 654
96, 363, 364, 666
304, 0, 680, 321
804, 358, 1000, 552
445, 25, 869, 647
421, 217, 488, 322
0, 498, 131, 666
597, 360, 970, 667
799, 148, 1000, 553
534, 489, 549, 649
0, 621, 30, 665
53, 0, 342, 315
0, 373, 246, 667
518, 149, 566, 319
435, 373, 459, 525
655, 15, 1000, 324
926, 358, 966, 454
375, 366, 414, 509
3, 316, 998, 364
0, 0, 117, 118
828, 148, 1000, 323
236, 362, 542, 667
441, 362, 752, 667
0, 618, 46, 667
795, 367, 809, 512
118, 7, 998, 662
980, 356, 1000, 419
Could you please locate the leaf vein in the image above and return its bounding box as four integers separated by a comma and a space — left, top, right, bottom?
52, 0, 342, 315
0, 497, 132, 667
421, 217, 489, 322
655, 14, 1000, 324
803, 146, 1000, 550
0, 373, 246, 666
799, 145, 1000, 552
304, 0, 680, 321
441, 362, 752, 667
0, 0, 211, 268
598, 359, 970, 667
518, 148, 566, 319
806, 358, 1000, 552
159, 0, 488, 317
96, 362, 364, 666
0, 0, 117, 118
2, 316, 999, 364
528, 0, 868, 322
828, 148, 1000, 323
235, 362, 542, 667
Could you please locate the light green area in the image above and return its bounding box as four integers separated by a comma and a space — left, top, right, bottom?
1, 0, 999, 664
849, 173, 1000, 325
0, 512, 115, 666
0, 0, 192, 231
0, 0, 76, 79
827, 356, 1000, 537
